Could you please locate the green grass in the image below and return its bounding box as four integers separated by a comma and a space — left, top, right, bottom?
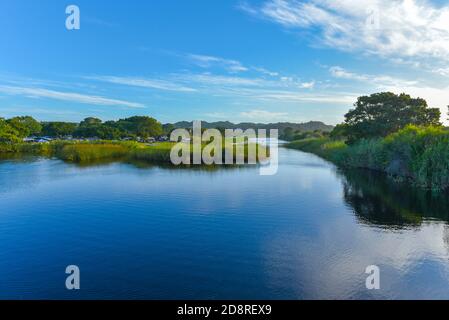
286, 125, 449, 191
0, 140, 270, 166
58, 143, 130, 162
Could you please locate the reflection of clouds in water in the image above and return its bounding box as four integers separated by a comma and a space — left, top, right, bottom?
3, 148, 449, 299
262, 207, 449, 299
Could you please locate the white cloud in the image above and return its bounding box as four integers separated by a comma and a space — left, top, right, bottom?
239, 109, 289, 121
187, 54, 249, 73
299, 81, 315, 89
382, 84, 449, 123
329, 66, 367, 81
174, 73, 356, 104
175, 73, 267, 87
252, 67, 280, 77
85, 75, 197, 92
327, 66, 449, 123
329, 66, 418, 86
186, 53, 285, 77
243, 0, 449, 68
252, 90, 357, 104
0, 85, 144, 108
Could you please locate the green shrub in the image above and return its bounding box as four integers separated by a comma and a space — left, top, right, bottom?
286, 125, 449, 191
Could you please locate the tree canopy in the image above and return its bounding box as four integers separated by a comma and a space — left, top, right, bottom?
341, 92, 441, 143
7, 116, 42, 137
0, 118, 21, 144
42, 122, 77, 137
7, 116, 165, 140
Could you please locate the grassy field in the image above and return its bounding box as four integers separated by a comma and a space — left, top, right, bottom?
286, 125, 449, 191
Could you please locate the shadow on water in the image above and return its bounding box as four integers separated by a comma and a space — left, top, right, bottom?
338, 167, 449, 229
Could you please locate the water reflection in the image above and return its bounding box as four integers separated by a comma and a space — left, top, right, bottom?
2, 150, 449, 299
339, 168, 449, 228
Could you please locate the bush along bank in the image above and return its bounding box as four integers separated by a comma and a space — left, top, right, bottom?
285, 125, 449, 191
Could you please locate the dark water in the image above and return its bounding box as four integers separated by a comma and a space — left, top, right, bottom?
1, 148, 449, 300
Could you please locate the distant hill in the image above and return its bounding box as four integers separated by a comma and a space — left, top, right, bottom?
169, 121, 334, 134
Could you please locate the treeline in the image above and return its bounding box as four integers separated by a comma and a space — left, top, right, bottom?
286, 92, 449, 190
173, 120, 334, 137
0, 116, 166, 142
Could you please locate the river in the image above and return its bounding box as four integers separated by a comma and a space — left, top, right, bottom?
1, 147, 449, 299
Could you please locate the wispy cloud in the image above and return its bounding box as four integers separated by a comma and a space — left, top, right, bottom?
327, 65, 449, 119
0, 85, 144, 108
250, 90, 357, 104
239, 109, 289, 121
299, 81, 315, 89
241, 0, 449, 69
174, 73, 266, 87
252, 67, 280, 77
329, 66, 419, 87
185, 53, 284, 78
187, 54, 249, 73
204, 109, 295, 123
85, 75, 197, 92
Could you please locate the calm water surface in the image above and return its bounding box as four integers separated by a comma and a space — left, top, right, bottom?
1, 147, 449, 299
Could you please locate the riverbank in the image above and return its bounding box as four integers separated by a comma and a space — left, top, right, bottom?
285, 125, 449, 191
0, 140, 269, 165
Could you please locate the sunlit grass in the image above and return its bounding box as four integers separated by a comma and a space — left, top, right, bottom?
286, 125, 449, 191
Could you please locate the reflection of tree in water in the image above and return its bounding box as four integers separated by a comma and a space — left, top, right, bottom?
338, 168, 449, 229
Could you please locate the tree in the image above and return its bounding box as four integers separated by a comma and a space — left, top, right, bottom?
330, 123, 350, 140
74, 122, 122, 139
42, 122, 77, 137
116, 116, 163, 138
343, 92, 441, 143
7, 116, 42, 137
79, 117, 102, 127
282, 127, 294, 141
162, 123, 175, 135
74, 117, 103, 138
0, 118, 21, 143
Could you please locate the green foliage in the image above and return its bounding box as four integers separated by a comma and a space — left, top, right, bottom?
4, 115, 165, 140
74, 118, 123, 139
286, 125, 449, 191
59, 143, 130, 162
0, 118, 21, 147
7, 116, 42, 137
281, 127, 294, 140
162, 123, 175, 135
343, 92, 441, 143
330, 123, 349, 140
130, 143, 174, 162
281, 129, 329, 141
113, 116, 163, 138
42, 122, 77, 137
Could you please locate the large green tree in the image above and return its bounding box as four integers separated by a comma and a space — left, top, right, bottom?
343, 92, 441, 142
79, 117, 102, 127
115, 116, 163, 138
75, 117, 122, 139
0, 118, 21, 143
7, 116, 42, 137
42, 122, 77, 137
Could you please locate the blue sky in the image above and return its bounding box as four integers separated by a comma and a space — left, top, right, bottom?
1, 0, 449, 124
